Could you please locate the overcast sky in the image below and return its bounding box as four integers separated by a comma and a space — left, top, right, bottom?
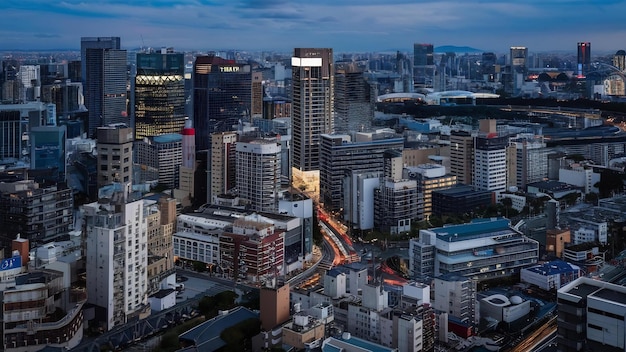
2, 0, 625, 54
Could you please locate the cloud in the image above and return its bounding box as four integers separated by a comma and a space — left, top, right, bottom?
1, 0, 625, 52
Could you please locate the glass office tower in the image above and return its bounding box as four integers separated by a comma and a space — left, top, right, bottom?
192, 56, 251, 151
134, 50, 186, 140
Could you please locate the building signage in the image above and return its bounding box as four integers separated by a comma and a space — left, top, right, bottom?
0, 256, 21, 271
219, 66, 240, 73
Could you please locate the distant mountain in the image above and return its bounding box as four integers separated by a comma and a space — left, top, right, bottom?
435, 45, 483, 53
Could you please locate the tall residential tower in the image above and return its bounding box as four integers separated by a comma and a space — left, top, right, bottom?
291, 48, 334, 176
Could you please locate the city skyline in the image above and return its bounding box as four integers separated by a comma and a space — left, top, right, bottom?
2, 0, 626, 54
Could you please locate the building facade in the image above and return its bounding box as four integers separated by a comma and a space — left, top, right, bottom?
96, 125, 133, 193
135, 133, 183, 188
82, 37, 127, 137
320, 131, 404, 213
209, 131, 237, 203
0, 180, 73, 248
192, 56, 251, 151
410, 217, 539, 281
557, 277, 626, 352
236, 139, 282, 213
133, 50, 186, 140
83, 197, 149, 331
291, 48, 334, 173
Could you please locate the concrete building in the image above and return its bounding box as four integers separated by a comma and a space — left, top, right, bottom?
209, 131, 237, 203
375, 178, 418, 235
520, 260, 580, 291
236, 138, 282, 213
135, 133, 183, 188
291, 48, 334, 176
219, 219, 285, 283
557, 277, 626, 352
146, 197, 176, 296
433, 273, 477, 325
558, 163, 600, 195
281, 312, 326, 350
410, 217, 539, 281
479, 294, 531, 323
96, 125, 133, 195
473, 120, 508, 198
0, 180, 73, 249
450, 130, 474, 185
320, 130, 404, 213
406, 164, 457, 220
83, 195, 149, 330
507, 133, 548, 190
260, 282, 290, 331
344, 171, 380, 231
2, 269, 85, 352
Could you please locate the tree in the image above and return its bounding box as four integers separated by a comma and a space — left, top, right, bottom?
501, 197, 513, 217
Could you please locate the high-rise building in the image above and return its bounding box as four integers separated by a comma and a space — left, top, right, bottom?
0, 180, 73, 248
334, 61, 373, 132
319, 131, 404, 213
449, 130, 474, 185
29, 125, 67, 182
135, 133, 183, 188
83, 37, 127, 138
613, 50, 626, 71
236, 138, 281, 213
209, 131, 237, 203
80, 37, 120, 85
291, 48, 334, 174
83, 196, 149, 330
96, 125, 133, 194
507, 133, 548, 189
413, 43, 435, 91
133, 49, 186, 141
577, 42, 591, 78
509, 46, 528, 73
192, 56, 251, 151
473, 120, 508, 197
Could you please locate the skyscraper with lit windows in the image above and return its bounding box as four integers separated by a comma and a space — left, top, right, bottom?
133, 48, 186, 140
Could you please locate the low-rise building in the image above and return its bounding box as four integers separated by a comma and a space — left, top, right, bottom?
520, 260, 580, 291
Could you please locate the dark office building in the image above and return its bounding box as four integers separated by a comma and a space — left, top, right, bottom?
81, 37, 127, 138
133, 50, 186, 140
0, 180, 73, 249
431, 184, 492, 216
192, 56, 252, 151
334, 61, 373, 133
413, 43, 435, 90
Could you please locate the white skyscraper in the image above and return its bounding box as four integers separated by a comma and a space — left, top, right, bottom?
84, 196, 149, 330
236, 138, 282, 212
473, 120, 508, 197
